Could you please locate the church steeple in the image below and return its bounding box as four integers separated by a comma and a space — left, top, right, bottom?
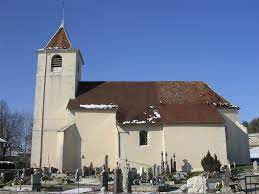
44, 20, 73, 49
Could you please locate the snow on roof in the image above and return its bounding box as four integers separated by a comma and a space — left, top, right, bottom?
122, 108, 161, 124
211, 102, 239, 109
80, 104, 118, 110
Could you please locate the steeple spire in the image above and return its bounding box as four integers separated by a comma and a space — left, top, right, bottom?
43, 0, 72, 49
61, 0, 65, 28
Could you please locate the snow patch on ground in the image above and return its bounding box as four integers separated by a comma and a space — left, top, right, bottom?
180, 176, 207, 193
50, 188, 92, 193
250, 147, 259, 158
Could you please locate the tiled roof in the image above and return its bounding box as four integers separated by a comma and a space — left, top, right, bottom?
45, 25, 72, 49
67, 81, 237, 124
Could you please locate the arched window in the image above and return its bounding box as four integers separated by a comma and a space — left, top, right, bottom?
51, 54, 62, 72
139, 130, 148, 146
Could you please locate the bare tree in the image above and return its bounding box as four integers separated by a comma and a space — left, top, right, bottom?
0, 100, 32, 161
21, 112, 33, 153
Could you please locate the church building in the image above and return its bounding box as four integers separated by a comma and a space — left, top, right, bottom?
31, 21, 250, 173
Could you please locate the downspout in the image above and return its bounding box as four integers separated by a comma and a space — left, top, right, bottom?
115, 122, 121, 162
39, 49, 48, 168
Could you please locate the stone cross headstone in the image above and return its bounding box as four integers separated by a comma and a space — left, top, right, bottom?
253, 161, 258, 171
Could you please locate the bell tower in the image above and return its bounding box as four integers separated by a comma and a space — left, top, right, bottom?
31, 20, 84, 169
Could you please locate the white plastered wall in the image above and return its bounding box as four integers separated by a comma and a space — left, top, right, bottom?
218, 108, 250, 164
31, 49, 83, 170
62, 124, 81, 172
117, 124, 163, 172
75, 110, 118, 169
163, 123, 228, 171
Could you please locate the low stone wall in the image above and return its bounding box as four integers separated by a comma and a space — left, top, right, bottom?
79, 176, 101, 185
132, 184, 169, 192
132, 185, 159, 192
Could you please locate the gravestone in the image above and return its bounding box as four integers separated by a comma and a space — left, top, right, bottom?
148, 167, 153, 180
173, 153, 177, 172
233, 162, 236, 170
101, 168, 109, 191
21, 168, 26, 179
82, 166, 86, 177
253, 161, 258, 171
12, 175, 19, 185
123, 164, 132, 193
0, 173, 4, 184
42, 167, 49, 176
173, 161, 177, 172
131, 168, 138, 180
105, 155, 109, 172
75, 168, 82, 181
141, 167, 146, 180
166, 164, 170, 174
157, 166, 161, 176
31, 169, 42, 191
114, 165, 123, 193
161, 152, 164, 173
227, 161, 231, 171
95, 167, 103, 175
165, 152, 168, 174
224, 168, 231, 187
153, 164, 156, 177
170, 158, 173, 174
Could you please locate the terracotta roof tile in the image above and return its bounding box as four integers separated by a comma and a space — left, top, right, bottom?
45, 27, 72, 49
158, 104, 225, 124
67, 81, 236, 124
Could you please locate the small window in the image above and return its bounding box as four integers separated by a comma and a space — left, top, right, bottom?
139, 130, 148, 146
51, 54, 62, 72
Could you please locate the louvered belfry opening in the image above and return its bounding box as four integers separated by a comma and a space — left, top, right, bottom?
51, 55, 62, 72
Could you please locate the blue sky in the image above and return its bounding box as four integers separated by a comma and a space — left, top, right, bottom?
0, 0, 258, 122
